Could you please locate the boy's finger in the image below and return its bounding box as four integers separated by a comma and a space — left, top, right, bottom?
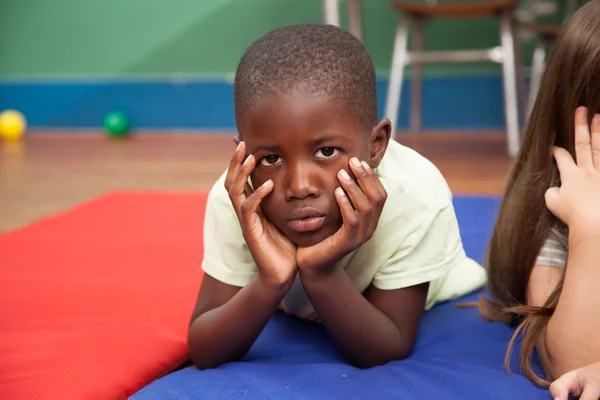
338, 169, 370, 222
240, 179, 273, 223
224, 142, 246, 191
349, 158, 385, 206
574, 107, 594, 170
591, 113, 600, 170
335, 187, 359, 231
229, 154, 256, 214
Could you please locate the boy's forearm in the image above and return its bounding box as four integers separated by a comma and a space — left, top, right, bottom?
188, 275, 291, 369
546, 232, 600, 375
299, 269, 409, 368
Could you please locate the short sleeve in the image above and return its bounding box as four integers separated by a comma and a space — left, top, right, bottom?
372, 202, 466, 291
534, 225, 568, 269
201, 174, 257, 287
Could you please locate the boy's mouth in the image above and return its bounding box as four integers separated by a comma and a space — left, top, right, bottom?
287, 208, 326, 233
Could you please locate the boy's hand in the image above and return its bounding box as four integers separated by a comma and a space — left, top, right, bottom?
550, 362, 600, 400
297, 157, 386, 275
545, 107, 600, 238
225, 141, 297, 287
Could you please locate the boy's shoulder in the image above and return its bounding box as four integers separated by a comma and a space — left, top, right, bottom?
377, 139, 453, 212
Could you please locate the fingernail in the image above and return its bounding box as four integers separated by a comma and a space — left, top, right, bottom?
350, 157, 361, 168
339, 169, 351, 181
577, 107, 588, 117
243, 154, 253, 166
361, 161, 371, 170
336, 187, 345, 197
236, 141, 243, 151
262, 179, 273, 188
593, 114, 600, 124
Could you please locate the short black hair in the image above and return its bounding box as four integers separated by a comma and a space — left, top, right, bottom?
234, 23, 377, 133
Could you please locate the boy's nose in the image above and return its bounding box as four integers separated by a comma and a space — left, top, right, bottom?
285, 164, 320, 200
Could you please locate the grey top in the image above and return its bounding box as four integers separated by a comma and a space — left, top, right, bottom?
534, 225, 568, 268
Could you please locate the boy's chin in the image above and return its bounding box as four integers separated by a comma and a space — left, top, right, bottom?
288, 226, 338, 248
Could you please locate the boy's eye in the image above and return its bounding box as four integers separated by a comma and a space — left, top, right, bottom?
259, 155, 283, 166
315, 147, 339, 159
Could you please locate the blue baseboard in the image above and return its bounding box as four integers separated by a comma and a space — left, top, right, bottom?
0, 76, 508, 131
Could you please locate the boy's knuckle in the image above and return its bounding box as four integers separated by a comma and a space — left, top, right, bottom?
348, 216, 359, 227
240, 201, 250, 214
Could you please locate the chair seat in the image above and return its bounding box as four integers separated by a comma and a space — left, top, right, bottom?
521, 22, 562, 39
391, 0, 517, 19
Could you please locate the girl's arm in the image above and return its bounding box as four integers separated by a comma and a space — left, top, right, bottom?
545, 233, 600, 375
528, 107, 600, 378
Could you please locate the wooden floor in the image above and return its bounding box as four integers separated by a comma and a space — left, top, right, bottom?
0, 131, 513, 233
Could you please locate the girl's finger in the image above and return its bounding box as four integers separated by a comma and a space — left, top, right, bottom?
553, 146, 576, 180
579, 382, 600, 400
574, 107, 594, 170
550, 371, 581, 400
591, 113, 600, 170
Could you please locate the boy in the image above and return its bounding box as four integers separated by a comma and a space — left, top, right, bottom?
188, 24, 485, 370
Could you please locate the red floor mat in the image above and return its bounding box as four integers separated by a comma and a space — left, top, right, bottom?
0, 191, 206, 399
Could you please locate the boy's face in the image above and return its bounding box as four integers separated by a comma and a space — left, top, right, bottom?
240, 90, 390, 247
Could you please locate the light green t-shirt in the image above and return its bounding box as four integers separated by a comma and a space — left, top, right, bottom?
202, 139, 486, 321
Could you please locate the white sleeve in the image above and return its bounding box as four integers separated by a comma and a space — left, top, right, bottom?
372, 202, 467, 291
201, 175, 257, 287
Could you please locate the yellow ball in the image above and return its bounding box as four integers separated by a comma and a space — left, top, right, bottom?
0, 110, 27, 142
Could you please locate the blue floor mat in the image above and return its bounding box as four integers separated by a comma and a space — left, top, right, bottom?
132, 196, 549, 400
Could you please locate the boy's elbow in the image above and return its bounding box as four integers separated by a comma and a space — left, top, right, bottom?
348, 346, 411, 369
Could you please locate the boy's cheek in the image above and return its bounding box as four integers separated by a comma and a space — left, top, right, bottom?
249, 171, 266, 190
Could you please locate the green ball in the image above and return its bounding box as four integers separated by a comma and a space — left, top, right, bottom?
103, 112, 130, 137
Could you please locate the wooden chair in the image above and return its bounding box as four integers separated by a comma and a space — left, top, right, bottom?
522, 0, 579, 116
322, 0, 363, 41
520, 22, 561, 115
384, 0, 524, 157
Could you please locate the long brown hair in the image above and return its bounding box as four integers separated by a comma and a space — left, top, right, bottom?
479, 0, 600, 387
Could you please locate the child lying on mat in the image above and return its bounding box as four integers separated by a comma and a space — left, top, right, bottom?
188, 23, 485, 370
480, 1, 600, 399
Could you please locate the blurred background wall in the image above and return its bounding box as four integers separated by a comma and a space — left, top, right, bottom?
0, 0, 567, 131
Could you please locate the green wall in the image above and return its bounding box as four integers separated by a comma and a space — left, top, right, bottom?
0, 0, 566, 81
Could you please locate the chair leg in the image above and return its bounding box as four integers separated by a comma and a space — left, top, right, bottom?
384, 16, 410, 139
410, 17, 424, 135
511, 19, 528, 126
499, 12, 521, 158
528, 39, 547, 118
348, 0, 363, 41
323, 0, 340, 26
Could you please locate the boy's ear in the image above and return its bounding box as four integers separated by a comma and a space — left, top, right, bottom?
368, 118, 391, 169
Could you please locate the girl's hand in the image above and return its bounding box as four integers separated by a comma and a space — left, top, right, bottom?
224, 141, 297, 287
545, 107, 600, 238
550, 362, 600, 400
296, 157, 387, 276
